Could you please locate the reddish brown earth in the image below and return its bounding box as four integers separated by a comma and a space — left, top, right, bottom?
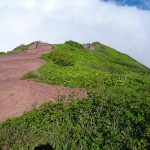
0, 42, 87, 122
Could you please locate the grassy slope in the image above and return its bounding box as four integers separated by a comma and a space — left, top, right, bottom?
0, 52, 6, 56
0, 41, 150, 150
0, 44, 29, 56
7, 44, 30, 54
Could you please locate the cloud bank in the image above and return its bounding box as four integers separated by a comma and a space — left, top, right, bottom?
0, 0, 150, 67
103, 0, 150, 10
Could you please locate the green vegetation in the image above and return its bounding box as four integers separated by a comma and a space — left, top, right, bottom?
65, 40, 84, 49
48, 48, 76, 66
94, 44, 150, 74
0, 43, 30, 56
0, 52, 5, 56
0, 41, 150, 150
8, 44, 29, 54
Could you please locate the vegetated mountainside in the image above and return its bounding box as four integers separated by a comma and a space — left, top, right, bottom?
0, 41, 150, 150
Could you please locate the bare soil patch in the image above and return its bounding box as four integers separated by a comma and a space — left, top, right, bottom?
0, 43, 87, 122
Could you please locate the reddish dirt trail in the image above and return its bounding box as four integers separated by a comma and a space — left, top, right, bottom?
0, 43, 87, 122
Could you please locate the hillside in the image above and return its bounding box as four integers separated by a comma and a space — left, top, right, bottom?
0, 41, 150, 150
0, 42, 86, 121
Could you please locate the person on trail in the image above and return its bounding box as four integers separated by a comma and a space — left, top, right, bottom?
35, 41, 39, 49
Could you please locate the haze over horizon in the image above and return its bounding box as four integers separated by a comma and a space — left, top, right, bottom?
0, 0, 150, 67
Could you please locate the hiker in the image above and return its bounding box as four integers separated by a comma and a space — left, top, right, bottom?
35, 42, 39, 49
35, 41, 41, 49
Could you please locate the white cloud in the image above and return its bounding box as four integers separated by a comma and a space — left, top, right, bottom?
0, 0, 150, 67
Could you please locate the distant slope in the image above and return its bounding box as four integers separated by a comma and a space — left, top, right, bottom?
7, 44, 30, 54
7, 41, 41, 54
91, 42, 150, 74
0, 41, 150, 150
0, 52, 5, 56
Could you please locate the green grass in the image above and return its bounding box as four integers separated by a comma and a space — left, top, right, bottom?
0, 41, 150, 150
93, 43, 150, 74
0, 44, 29, 56
0, 52, 5, 56
7, 44, 29, 54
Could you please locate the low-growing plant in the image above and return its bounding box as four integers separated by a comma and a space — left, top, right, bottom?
0, 52, 5, 56
48, 50, 76, 66
0, 41, 150, 150
8, 44, 29, 54
21, 71, 39, 80
65, 40, 83, 49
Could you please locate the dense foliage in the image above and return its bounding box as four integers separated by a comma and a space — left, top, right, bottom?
65, 40, 84, 49
48, 48, 76, 66
0, 41, 150, 150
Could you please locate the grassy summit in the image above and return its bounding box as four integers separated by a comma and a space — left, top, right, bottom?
0, 41, 150, 150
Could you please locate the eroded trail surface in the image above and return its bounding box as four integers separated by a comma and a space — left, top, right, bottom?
0, 43, 87, 122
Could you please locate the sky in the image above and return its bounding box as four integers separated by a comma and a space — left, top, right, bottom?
0, 0, 150, 67
103, 0, 150, 10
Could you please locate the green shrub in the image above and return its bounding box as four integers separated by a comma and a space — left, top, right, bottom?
48, 50, 76, 66
65, 40, 83, 49
0, 52, 5, 56
21, 71, 39, 80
